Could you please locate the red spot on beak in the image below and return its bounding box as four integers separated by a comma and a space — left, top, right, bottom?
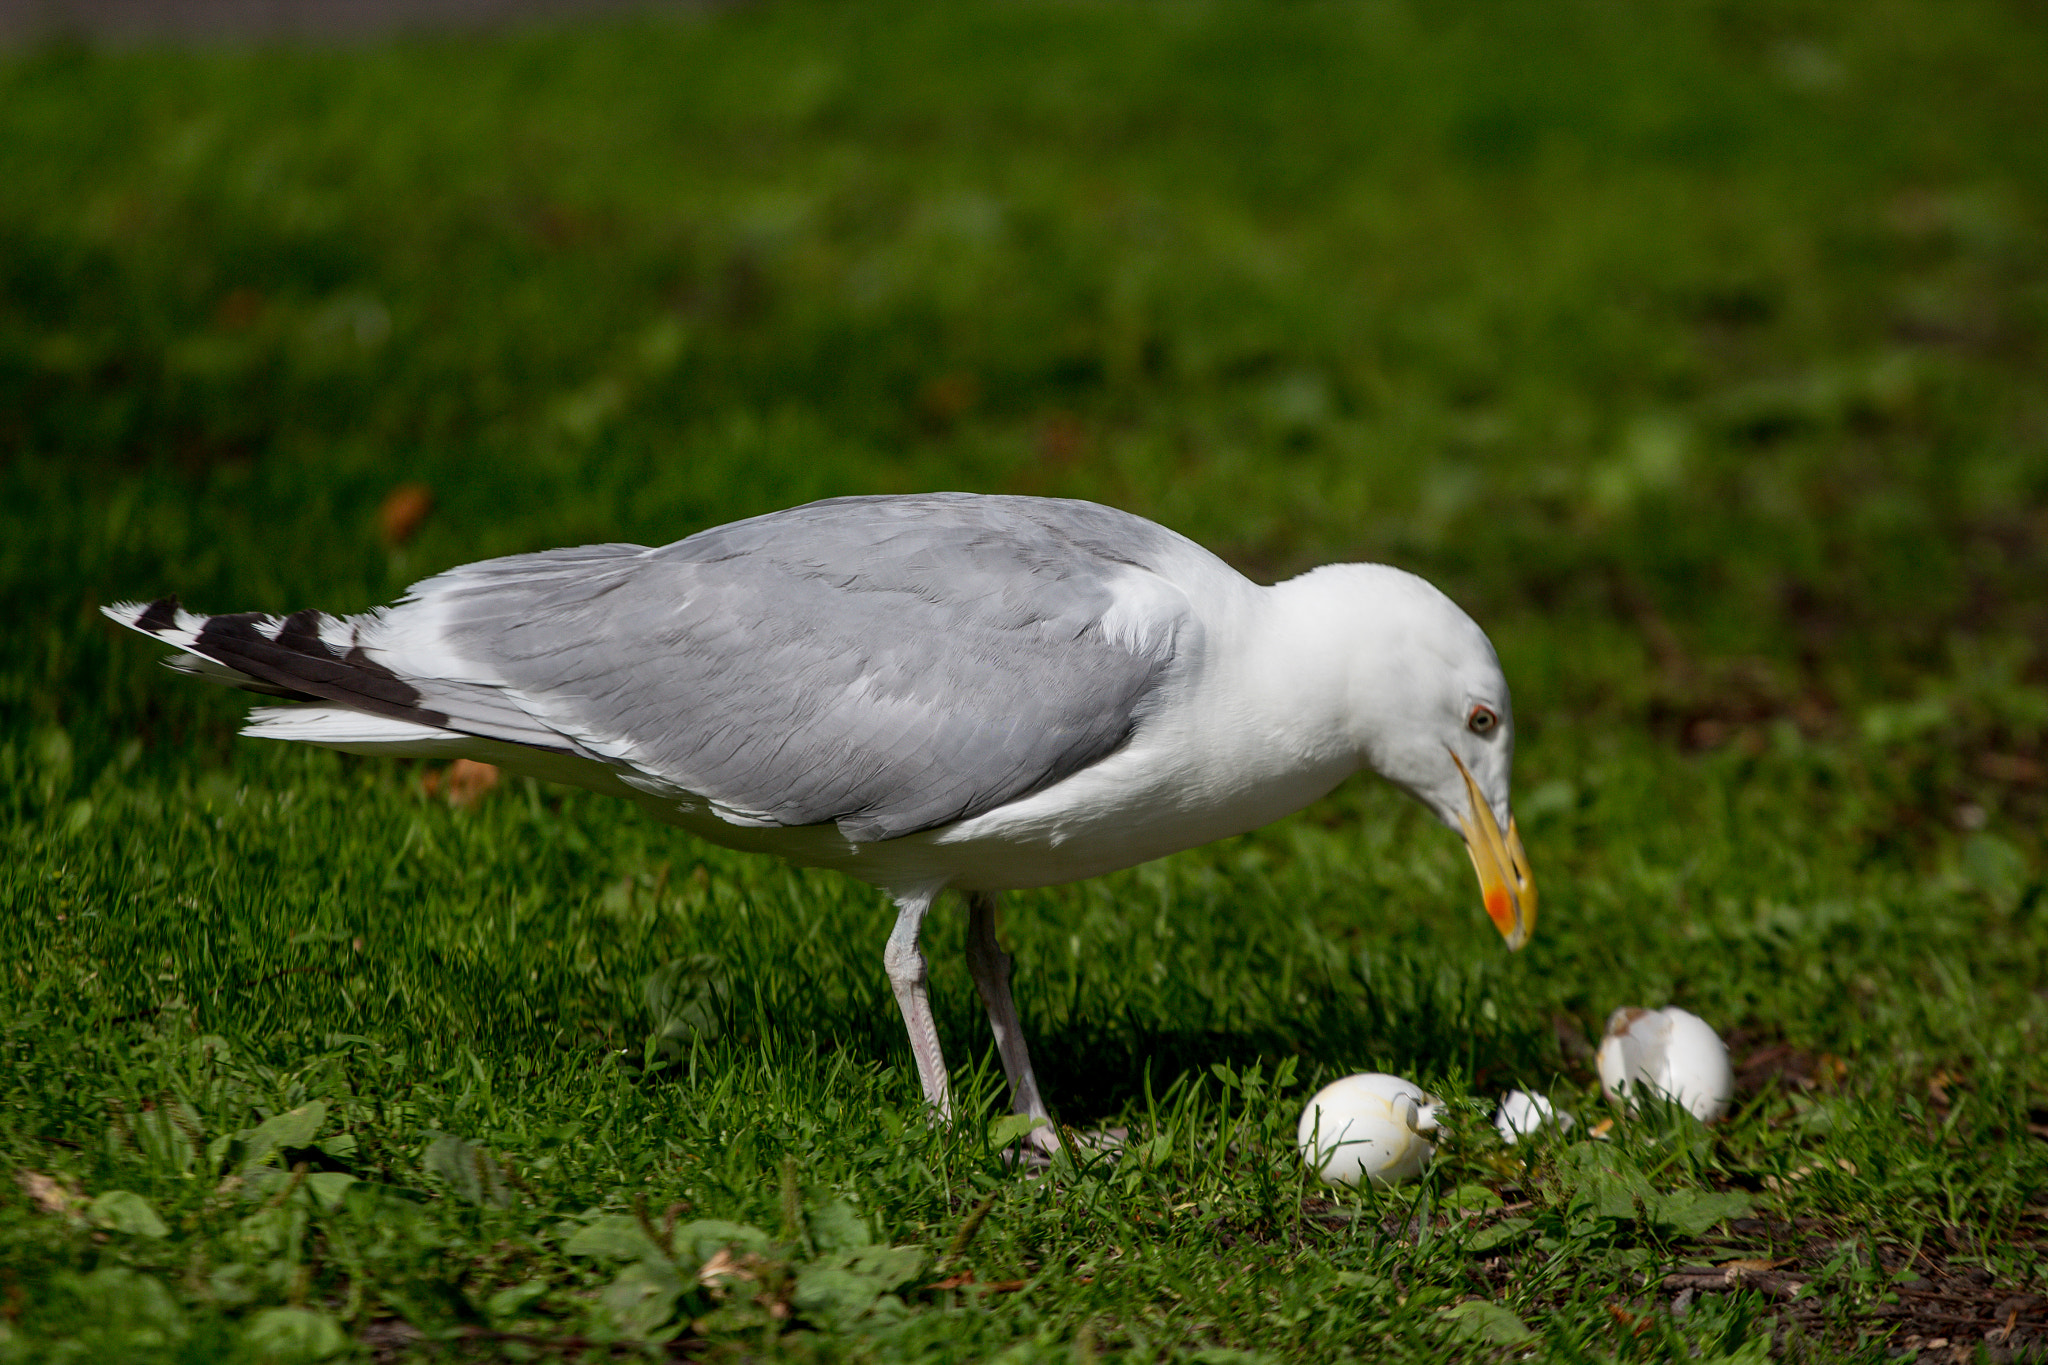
1485, 885, 1515, 935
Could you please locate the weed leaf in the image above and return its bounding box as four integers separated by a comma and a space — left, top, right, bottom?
131, 1100, 203, 1174
242, 1306, 348, 1361
213, 1101, 327, 1175
791, 1267, 883, 1331
86, 1190, 168, 1238
987, 1114, 1048, 1150
1557, 1144, 1656, 1222
1468, 1216, 1536, 1251
808, 1197, 872, 1252
486, 1279, 548, 1319
423, 1134, 514, 1207
600, 1260, 685, 1339
563, 1215, 665, 1261
643, 953, 729, 1062
1440, 1299, 1536, 1344
673, 1219, 773, 1264
791, 1244, 925, 1330
1651, 1188, 1754, 1237
61, 1268, 184, 1344
305, 1171, 358, 1212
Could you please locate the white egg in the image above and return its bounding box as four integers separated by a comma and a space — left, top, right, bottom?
1494, 1089, 1575, 1144
1596, 1006, 1733, 1122
1296, 1072, 1441, 1186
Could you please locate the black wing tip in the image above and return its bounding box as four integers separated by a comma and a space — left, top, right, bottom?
104, 597, 462, 729
189, 610, 454, 729
134, 596, 182, 634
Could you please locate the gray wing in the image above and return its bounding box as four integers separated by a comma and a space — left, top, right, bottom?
419, 494, 1198, 841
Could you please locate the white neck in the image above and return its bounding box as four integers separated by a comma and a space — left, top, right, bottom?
1217, 572, 1379, 773
916, 568, 1374, 886
1260, 562, 1504, 830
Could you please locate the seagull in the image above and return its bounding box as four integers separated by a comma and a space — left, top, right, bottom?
104, 492, 1534, 1150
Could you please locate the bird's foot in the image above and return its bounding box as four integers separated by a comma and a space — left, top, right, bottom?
1007, 1122, 1127, 1172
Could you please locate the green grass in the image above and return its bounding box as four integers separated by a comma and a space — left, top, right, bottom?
3, 0, 2046, 1359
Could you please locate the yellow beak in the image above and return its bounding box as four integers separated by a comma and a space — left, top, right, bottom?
1449, 750, 1536, 950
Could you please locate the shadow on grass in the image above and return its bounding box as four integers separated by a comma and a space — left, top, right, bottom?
614, 945, 1566, 1128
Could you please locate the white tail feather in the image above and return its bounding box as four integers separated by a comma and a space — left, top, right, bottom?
243, 705, 466, 755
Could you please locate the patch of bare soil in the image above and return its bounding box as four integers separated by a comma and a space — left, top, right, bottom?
1443, 1209, 2048, 1362
1681, 1218, 2045, 1364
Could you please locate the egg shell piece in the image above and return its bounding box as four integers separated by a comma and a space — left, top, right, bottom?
1296, 1072, 1441, 1186
1597, 1006, 1733, 1122
1495, 1089, 1575, 1144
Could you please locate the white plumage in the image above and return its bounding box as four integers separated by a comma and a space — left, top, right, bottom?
106, 492, 1535, 1149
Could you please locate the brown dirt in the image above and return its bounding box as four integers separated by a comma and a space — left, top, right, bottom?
1447, 1205, 2048, 1362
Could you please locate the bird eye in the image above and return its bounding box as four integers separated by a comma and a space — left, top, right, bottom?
1468, 705, 1499, 734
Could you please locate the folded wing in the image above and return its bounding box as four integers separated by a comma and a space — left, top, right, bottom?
106, 493, 1198, 843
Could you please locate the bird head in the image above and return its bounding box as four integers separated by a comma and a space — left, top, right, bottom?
1311, 564, 1537, 950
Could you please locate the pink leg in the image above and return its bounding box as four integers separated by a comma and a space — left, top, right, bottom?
963, 891, 1059, 1153
883, 888, 951, 1118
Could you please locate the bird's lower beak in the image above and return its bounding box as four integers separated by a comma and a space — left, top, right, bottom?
1449, 751, 1536, 950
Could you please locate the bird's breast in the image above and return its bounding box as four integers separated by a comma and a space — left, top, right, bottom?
910, 692, 1359, 890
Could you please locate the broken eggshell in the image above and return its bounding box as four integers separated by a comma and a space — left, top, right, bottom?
1494, 1089, 1575, 1144
1296, 1072, 1441, 1186
1596, 1006, 1733, 1122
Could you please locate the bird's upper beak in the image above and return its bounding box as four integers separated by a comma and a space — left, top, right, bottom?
1449, 750, 1536, 950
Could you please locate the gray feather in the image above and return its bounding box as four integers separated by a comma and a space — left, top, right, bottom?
421, 494, 1194, 840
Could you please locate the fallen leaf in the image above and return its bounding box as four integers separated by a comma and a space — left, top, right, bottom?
1716, 1257, 1788, 1273
928, 1272, 1029, 1294
215, 287, 265, 330
917, 372, 980, 426
1977, 752, 2045, 784
425, 759, 499, 805
448, 759, 498, 804
1928, 1071, 1954, 1107
378, 483, 434, 547
698, 1247, 758, 1290
1607, 1304, 1654, 1335
1038, 412, 1086, 466
15, 1170, 82, 1217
